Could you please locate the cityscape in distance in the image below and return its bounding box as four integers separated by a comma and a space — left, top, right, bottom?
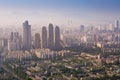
0, 0, 120, 80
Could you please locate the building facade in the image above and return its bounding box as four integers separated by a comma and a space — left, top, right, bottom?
55, 26, 61, 49
41, 26, 47, 49
23, 21, 32, 50
48, 23, 54, 49
34, 33, 41, 49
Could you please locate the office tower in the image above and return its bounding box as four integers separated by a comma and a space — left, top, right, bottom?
114, 20, 120, 32
55, 26, 61, 49
80, 25, 85, 32
10, 32, 14, 41
41, 26, 47, 49
48, 23, 54, 49
35, 33, 41, 49
23, 21, 31, 50
115, 20, 119, 28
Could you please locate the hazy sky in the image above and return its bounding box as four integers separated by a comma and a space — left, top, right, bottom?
0, 0, 120, 26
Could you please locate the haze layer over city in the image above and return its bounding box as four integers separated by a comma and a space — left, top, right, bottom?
0, 0, 120, 80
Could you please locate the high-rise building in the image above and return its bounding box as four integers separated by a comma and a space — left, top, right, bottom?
23, 21, 31, 50
41, 26, 47, 49
2, 38, 8, 48
48, 23, 54, 49
55, 26, 61, 49
80, 25, 85, 33
114, 20, 120, 32
115, 20, 119, 28
8, 32, 21, 51
35, 33, 41, 49
10, 32, 14, 41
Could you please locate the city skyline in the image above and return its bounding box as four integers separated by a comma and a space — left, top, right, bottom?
0, 0, 120, 26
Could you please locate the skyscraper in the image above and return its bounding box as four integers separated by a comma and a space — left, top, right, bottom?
114, 20, 120, 32
115, 20, 119, 28
80, 25, 85, 33
10, 32, 14, 41
41, 26, 47, 49
48, 23, 54, 49
23, 21, 31, 50
35, 33, 41, 49
55, 26, 61, 49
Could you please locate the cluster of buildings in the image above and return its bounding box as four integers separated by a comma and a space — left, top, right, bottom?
0, 19, 120, 55
34, 49, 71, 59
22, 21, 61, 51
41, 24, 61, 50
35, 49, 59, 59
62, 20, 120, 53
8, 32, 22, 51
1, 21, 61, 53
103, 55, 120, 64
0, 20, 65, 61
5, 51, 32, 60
